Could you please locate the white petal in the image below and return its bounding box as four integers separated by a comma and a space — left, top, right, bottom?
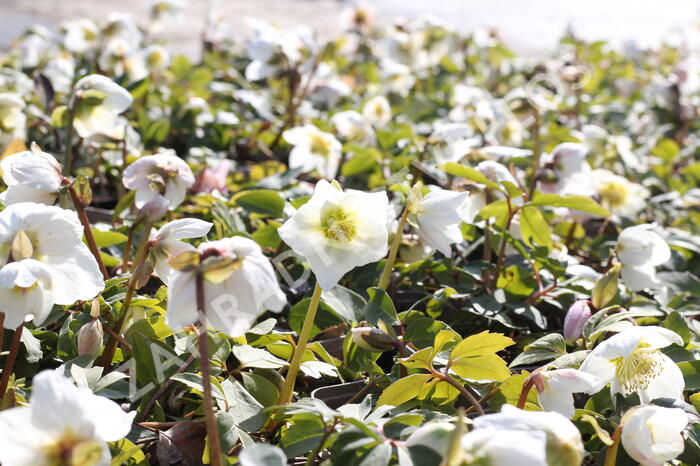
0, 407, 52, 466
637, 353, 684, 403
155, 218, 212, 241
538, 386, 576, 419
165, 269, 198, 331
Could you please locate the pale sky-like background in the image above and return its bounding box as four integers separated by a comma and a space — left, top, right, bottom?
1, 0, 700, 56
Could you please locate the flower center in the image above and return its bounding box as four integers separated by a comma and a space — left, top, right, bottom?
10, 229, 34, 262
614, 347, 662, 393
598, 181, 629, 209
309, 133, 332, 158
43, 430, 103, 466
321, 206, 357, 242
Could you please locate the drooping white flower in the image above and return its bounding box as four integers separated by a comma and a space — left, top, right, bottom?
621, 405, 688, 466
44, 52, 76, 94
0, 93, 26, 151
540, 142, 594, 197
278, 180, 389, 290
244, 20, 313, 81
151, 218, 212, 285
0, 203, 105, 329
471, 404, 584, 466
531, 368, 600, 419
362, 95, 392, 127
166, 236, 286, 337
72, 75, 133, 139
0, 143, 63, 206
331, 110, 375, 145
408, 186, 468, 256
123, 151, 195, 210
0, 370, 135, 466
461, 428, 548, 466
283, 125, 342, 179
579, 326, 684, 403
61, 19, 99, 53
616, 224, 671, 291
591, 169, 649, 219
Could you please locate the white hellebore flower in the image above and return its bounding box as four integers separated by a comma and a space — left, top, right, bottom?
621, 405, 688, 466
72, 75, 133, 139
0, 203, 105, 329
331, 110, 375, 145
278, 180, 389, 290
591, 169, 649, 219
580, 326, 684, 403
408, 185, 468, 256
471, 404, 584, 466
166, 236, 286, 337
530, 368, 600, 419
283, 125, 342, 179
0, 93, 26, 151
123, 151, 195, 210
151, 218, 212, 285
0, 143, 63, 206
0, 370, 135, 466
616, 224, 671, 291
362, 95, 392, 127
461, 428, 548, 466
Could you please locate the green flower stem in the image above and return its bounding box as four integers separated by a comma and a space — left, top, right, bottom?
278, 282, 323, 404
377, 207, 410, 291
98, 229, 152, 367
196, 273, 223, 466
67, 184, 109, 280
604, 425, 623, 466
0, 323, 24, 399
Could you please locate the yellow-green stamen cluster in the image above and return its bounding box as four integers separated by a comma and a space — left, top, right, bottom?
321, 206, 357, 242
614, 347, 662, 393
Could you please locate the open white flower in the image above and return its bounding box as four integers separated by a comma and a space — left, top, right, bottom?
621, 405, 688, 466
409, 186, 468, 256
72, 75, 133, 139
166, 236, 286, 337
0, 143, 63, 206
151, 218, 212, 285
278, 180, 389, 290
531, 368, 600, 419
472, 404, 584, 466
362, 95, 392, 127
331, 110, 375, 145
244, 20, 312, 81
283, 125, 342, 179
0, 93, 26, 151
616, 224, 671, 291
592, 169, 649, 219
0, 370, 134, 466
123, 151, 195, 210
0, 203, 105, 329
461, 428, 548, 466
579, 326, 684, 403
62, 19, 99, 53
540, 142, 594, 197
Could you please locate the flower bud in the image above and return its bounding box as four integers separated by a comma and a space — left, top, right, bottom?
351, 327, 397, 352
77, 319, 103, 360
136, 196, 168, 223
130, 261, 154, 289
563, 300, 592, 343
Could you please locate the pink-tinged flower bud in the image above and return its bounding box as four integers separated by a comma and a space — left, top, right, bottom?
137, 196, 168, 223
192, 160, 231, 195
563, 300, 592, 343
77, 319, 103, 359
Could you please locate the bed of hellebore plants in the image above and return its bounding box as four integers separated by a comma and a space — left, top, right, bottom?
2, 2, 700, 466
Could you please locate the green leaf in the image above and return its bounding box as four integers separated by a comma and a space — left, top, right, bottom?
241, 372, 280, 407
220, 379, 265, 431
489, 372, 539, 411
321, 285, 367, 323
91, 229, 128, 247
450, 330, 514, 359
530, 193, 610, 217
591, 264, 621, 310
233, 190, 285, 217
170, 373, 226, 401
441, 163, 500, 190
400, 348, 434, 370
231, 345, 288, 369
239, 444, 287, 466
519, 205, 552, 249
341, 149, 380, 176
478, 199, 510, 220
650, 138, 679, 162
679, 360, 700, 390
288, 298, 344, 339
377, 374, 433, 406
450, 354, 511, 382
662, 311, 690, 346
363, 287, 398, 325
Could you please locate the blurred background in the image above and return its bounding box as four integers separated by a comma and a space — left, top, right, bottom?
2, 0, 700, 57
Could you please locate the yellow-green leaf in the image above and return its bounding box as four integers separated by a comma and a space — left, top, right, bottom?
377, 373, 433, 406
450, 330, 514, 359
450, 354, 511, 382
